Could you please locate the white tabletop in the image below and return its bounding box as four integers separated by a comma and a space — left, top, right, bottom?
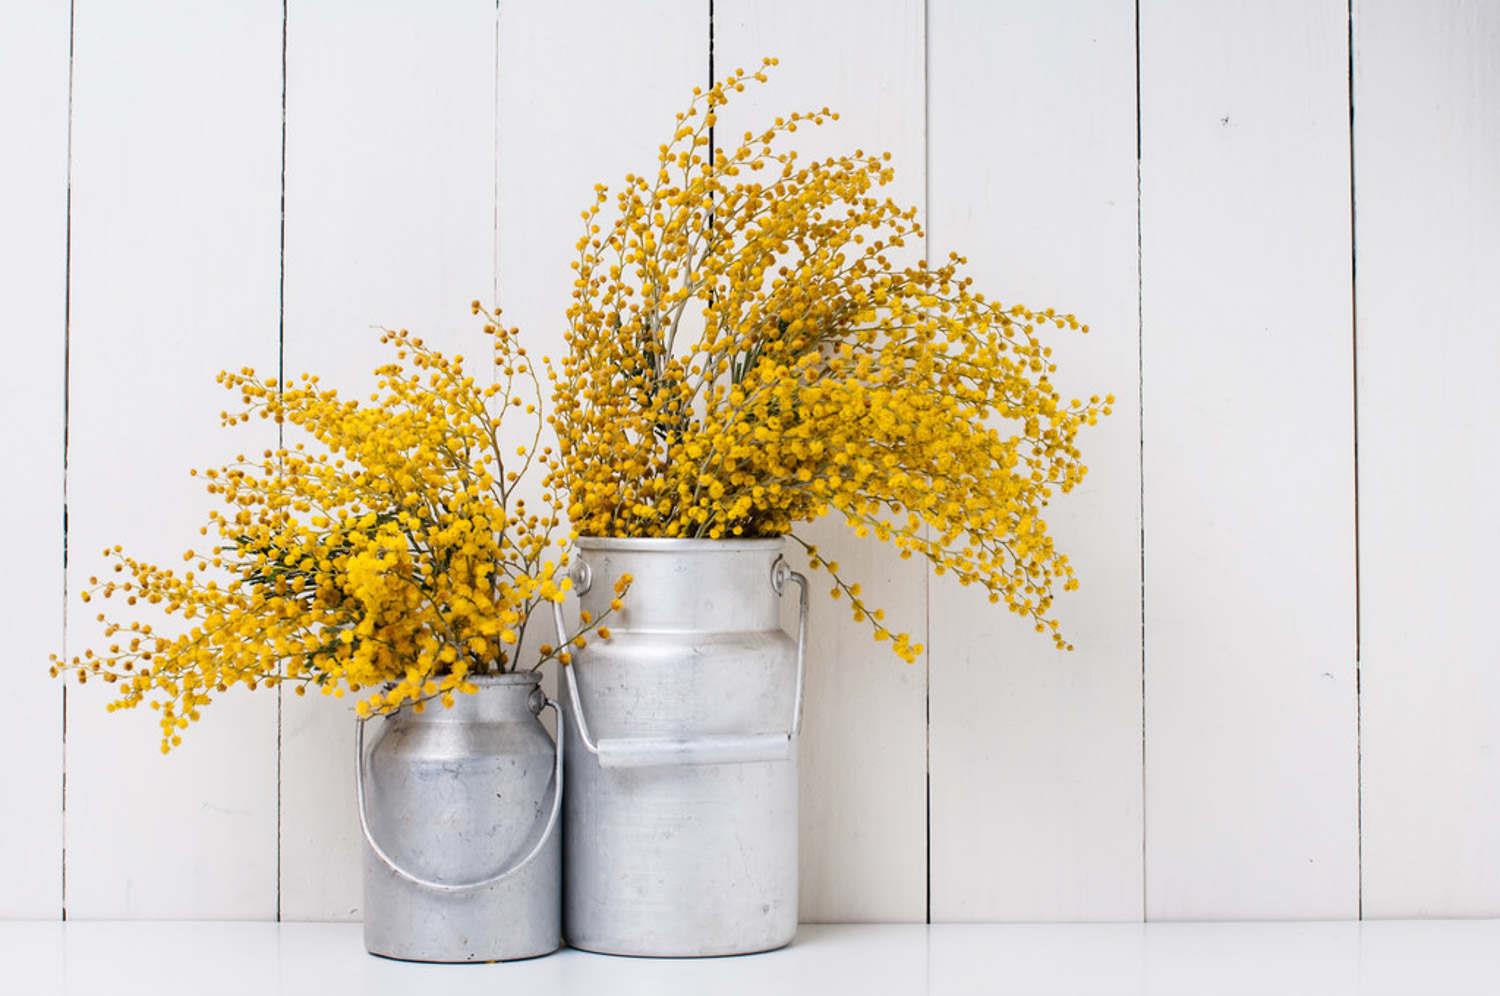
5, 919, 1499, 995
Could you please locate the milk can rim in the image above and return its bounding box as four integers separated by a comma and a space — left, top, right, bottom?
464, 670, 543, 686
574, 535, 786, 552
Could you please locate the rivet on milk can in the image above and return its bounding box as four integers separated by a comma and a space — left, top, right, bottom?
357, 671, 563, 962
552, 536, 808, 957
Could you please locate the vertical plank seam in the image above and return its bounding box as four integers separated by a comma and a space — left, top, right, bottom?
275, 0, 289, 924
1134, 0, 1147, 924
60, 0, 78, 925
1346, 0, 1363, 922
921, 0, 932, 927
493, 0, 501, 311
707, 0, 715, 159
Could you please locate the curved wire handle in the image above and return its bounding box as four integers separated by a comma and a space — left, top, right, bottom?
770, 555, 809, 738
355, 697, 562, 893
552, 553, 808, 766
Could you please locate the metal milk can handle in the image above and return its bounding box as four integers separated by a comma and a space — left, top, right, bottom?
354, 694, 563, 893
552, 553, 809, 768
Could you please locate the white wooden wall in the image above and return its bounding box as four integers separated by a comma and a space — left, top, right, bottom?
2, 0, 1496, 923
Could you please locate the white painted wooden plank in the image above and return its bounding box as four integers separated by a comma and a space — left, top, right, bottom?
0, 0, 70, 920
714, 0, 928, 922
1355, 0, 1500, 918
496, 0, 705, 369
1140, 0, 1359, 918
279, 0, 499, 922
63, 0, 282, 918
926, 0, 1143, 922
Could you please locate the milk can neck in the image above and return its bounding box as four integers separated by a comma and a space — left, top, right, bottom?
575, 537, 786, 632
396, 672, 542, 724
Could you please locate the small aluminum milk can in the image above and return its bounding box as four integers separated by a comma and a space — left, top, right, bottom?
358, 671, 563, 962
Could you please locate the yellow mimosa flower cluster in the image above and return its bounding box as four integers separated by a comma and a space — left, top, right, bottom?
549, 61, 1111, 660
52, 317, 628, 753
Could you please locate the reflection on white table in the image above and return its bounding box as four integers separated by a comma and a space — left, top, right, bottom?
4, 920, 1498, 995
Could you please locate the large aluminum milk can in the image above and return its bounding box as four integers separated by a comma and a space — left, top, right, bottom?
553, 537, 809, 957
357, 671, 563, 962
